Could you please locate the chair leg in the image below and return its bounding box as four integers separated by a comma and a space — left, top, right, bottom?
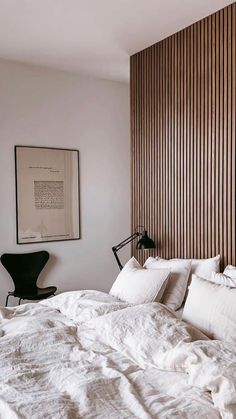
5, 294, 10, 307
18, 298, 22, 305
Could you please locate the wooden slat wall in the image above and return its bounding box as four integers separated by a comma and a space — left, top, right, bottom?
131, 3, 236, 267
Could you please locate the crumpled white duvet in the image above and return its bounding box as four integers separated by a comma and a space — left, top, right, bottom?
0, 290, 235, 419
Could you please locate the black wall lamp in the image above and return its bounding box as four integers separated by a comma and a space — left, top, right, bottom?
112, 226, 156, 270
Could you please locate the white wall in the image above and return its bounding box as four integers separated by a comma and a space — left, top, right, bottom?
0, 60, 130, 306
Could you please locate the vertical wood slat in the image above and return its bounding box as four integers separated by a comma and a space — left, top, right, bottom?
211, 12, 216, 258
232, 3, 236, 266
130, 3, 236, 268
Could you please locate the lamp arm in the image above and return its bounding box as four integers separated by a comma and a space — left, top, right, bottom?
112, 248, 123, 271
112, 232, 140, 271
112, 232, 140, 252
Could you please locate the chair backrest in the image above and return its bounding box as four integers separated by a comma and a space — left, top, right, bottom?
1, 251, 49, 295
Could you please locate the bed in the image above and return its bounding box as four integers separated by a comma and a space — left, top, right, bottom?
0, 288, 235, 419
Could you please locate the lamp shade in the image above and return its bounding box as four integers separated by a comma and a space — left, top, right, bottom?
136, 230, 156, 250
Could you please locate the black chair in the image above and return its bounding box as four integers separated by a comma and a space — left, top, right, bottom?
1, 251, 57, 306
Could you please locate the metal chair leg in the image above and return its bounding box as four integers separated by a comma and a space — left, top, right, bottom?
5, 294, 10, 307
18, 298, 22, 305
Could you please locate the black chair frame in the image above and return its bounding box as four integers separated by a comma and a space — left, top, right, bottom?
1, 251, 57, 306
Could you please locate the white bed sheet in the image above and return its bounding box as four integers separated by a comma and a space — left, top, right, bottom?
0, 290, 233, 418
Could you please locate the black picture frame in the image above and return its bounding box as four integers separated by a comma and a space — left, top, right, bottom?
15, 145, 80, 244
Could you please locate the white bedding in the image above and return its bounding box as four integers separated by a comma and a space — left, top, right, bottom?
0, 290, 235, 418
174, 305, 184, 319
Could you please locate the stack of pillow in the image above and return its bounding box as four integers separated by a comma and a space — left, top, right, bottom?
110, 254, 236, 343
110, 255, 220, 310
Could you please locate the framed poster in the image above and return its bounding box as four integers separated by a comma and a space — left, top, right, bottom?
15, 146, 80, 244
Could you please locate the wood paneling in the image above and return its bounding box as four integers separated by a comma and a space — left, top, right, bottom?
131, 3, 236, 267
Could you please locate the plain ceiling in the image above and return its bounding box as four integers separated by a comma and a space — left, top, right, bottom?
0, 0, 233, 82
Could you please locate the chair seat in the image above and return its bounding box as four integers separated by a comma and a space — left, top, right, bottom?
12, 286, 57, 300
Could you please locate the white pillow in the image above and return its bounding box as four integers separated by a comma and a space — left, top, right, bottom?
109, 257, 170, 304
210, 272, 236, 288
183, 274, 236, 342
154, 255, 220, 280
150, 255, 220, 305
190, 255, 220, 279
224, 264, 236, 279
144, 257, 191, 311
